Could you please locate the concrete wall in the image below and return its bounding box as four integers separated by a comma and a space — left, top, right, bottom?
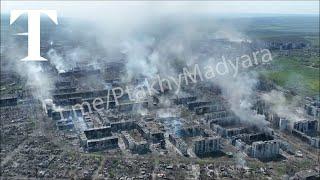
193, 137, 221, 156
251, 140, 280, 159
86, 136, 119, 152
169, 134, 188, 156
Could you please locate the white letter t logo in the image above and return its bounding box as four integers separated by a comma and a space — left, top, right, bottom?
10, 10, 58, 61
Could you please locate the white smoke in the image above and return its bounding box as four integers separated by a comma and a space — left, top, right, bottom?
157, 108, 180, 118
23, 63, 53, 99
122, 37, 157, 80
261, 90, 306, 123
47, 49, 67, 73
110, 17, 269, 127
1, 34, 53, 101
217, 73, 269, 126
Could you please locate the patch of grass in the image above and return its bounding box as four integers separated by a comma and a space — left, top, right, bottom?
261, 56, 319, 96
295, 159, 313, 169
274, 164, 287, 176
109, 171, 115, 178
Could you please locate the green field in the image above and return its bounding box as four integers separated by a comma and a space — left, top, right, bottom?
260, 56, 319, 96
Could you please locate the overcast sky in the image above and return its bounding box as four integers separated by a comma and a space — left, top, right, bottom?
1, 1, 319, 17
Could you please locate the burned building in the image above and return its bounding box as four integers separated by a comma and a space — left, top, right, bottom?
187, 101, 211, 111
279, 117, 290, 131
304, 97, 320, 118
231, 132, 278, 159
121, 130, 150, 154
110, 120, 137, 132
176, 126, 204, 138
293, 120, 318, 135
169, 134, 188, 156
192, 136, 221, 156
160, 116, 222, 157
234, 132, 274, 145
80, 126, 119, 152
136, 120, 165, 144
292, 120, 320, 148
0, 96, 18, 107
251, 140, 280, 160
171, 93, 197, 105
117, 101, 148, 112
209, 117, 251, 138
56, 118, 74, 130
84, 126, 112, 139
83, 136, 119, 152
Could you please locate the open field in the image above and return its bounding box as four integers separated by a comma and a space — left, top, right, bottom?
260, 56, 319, 96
